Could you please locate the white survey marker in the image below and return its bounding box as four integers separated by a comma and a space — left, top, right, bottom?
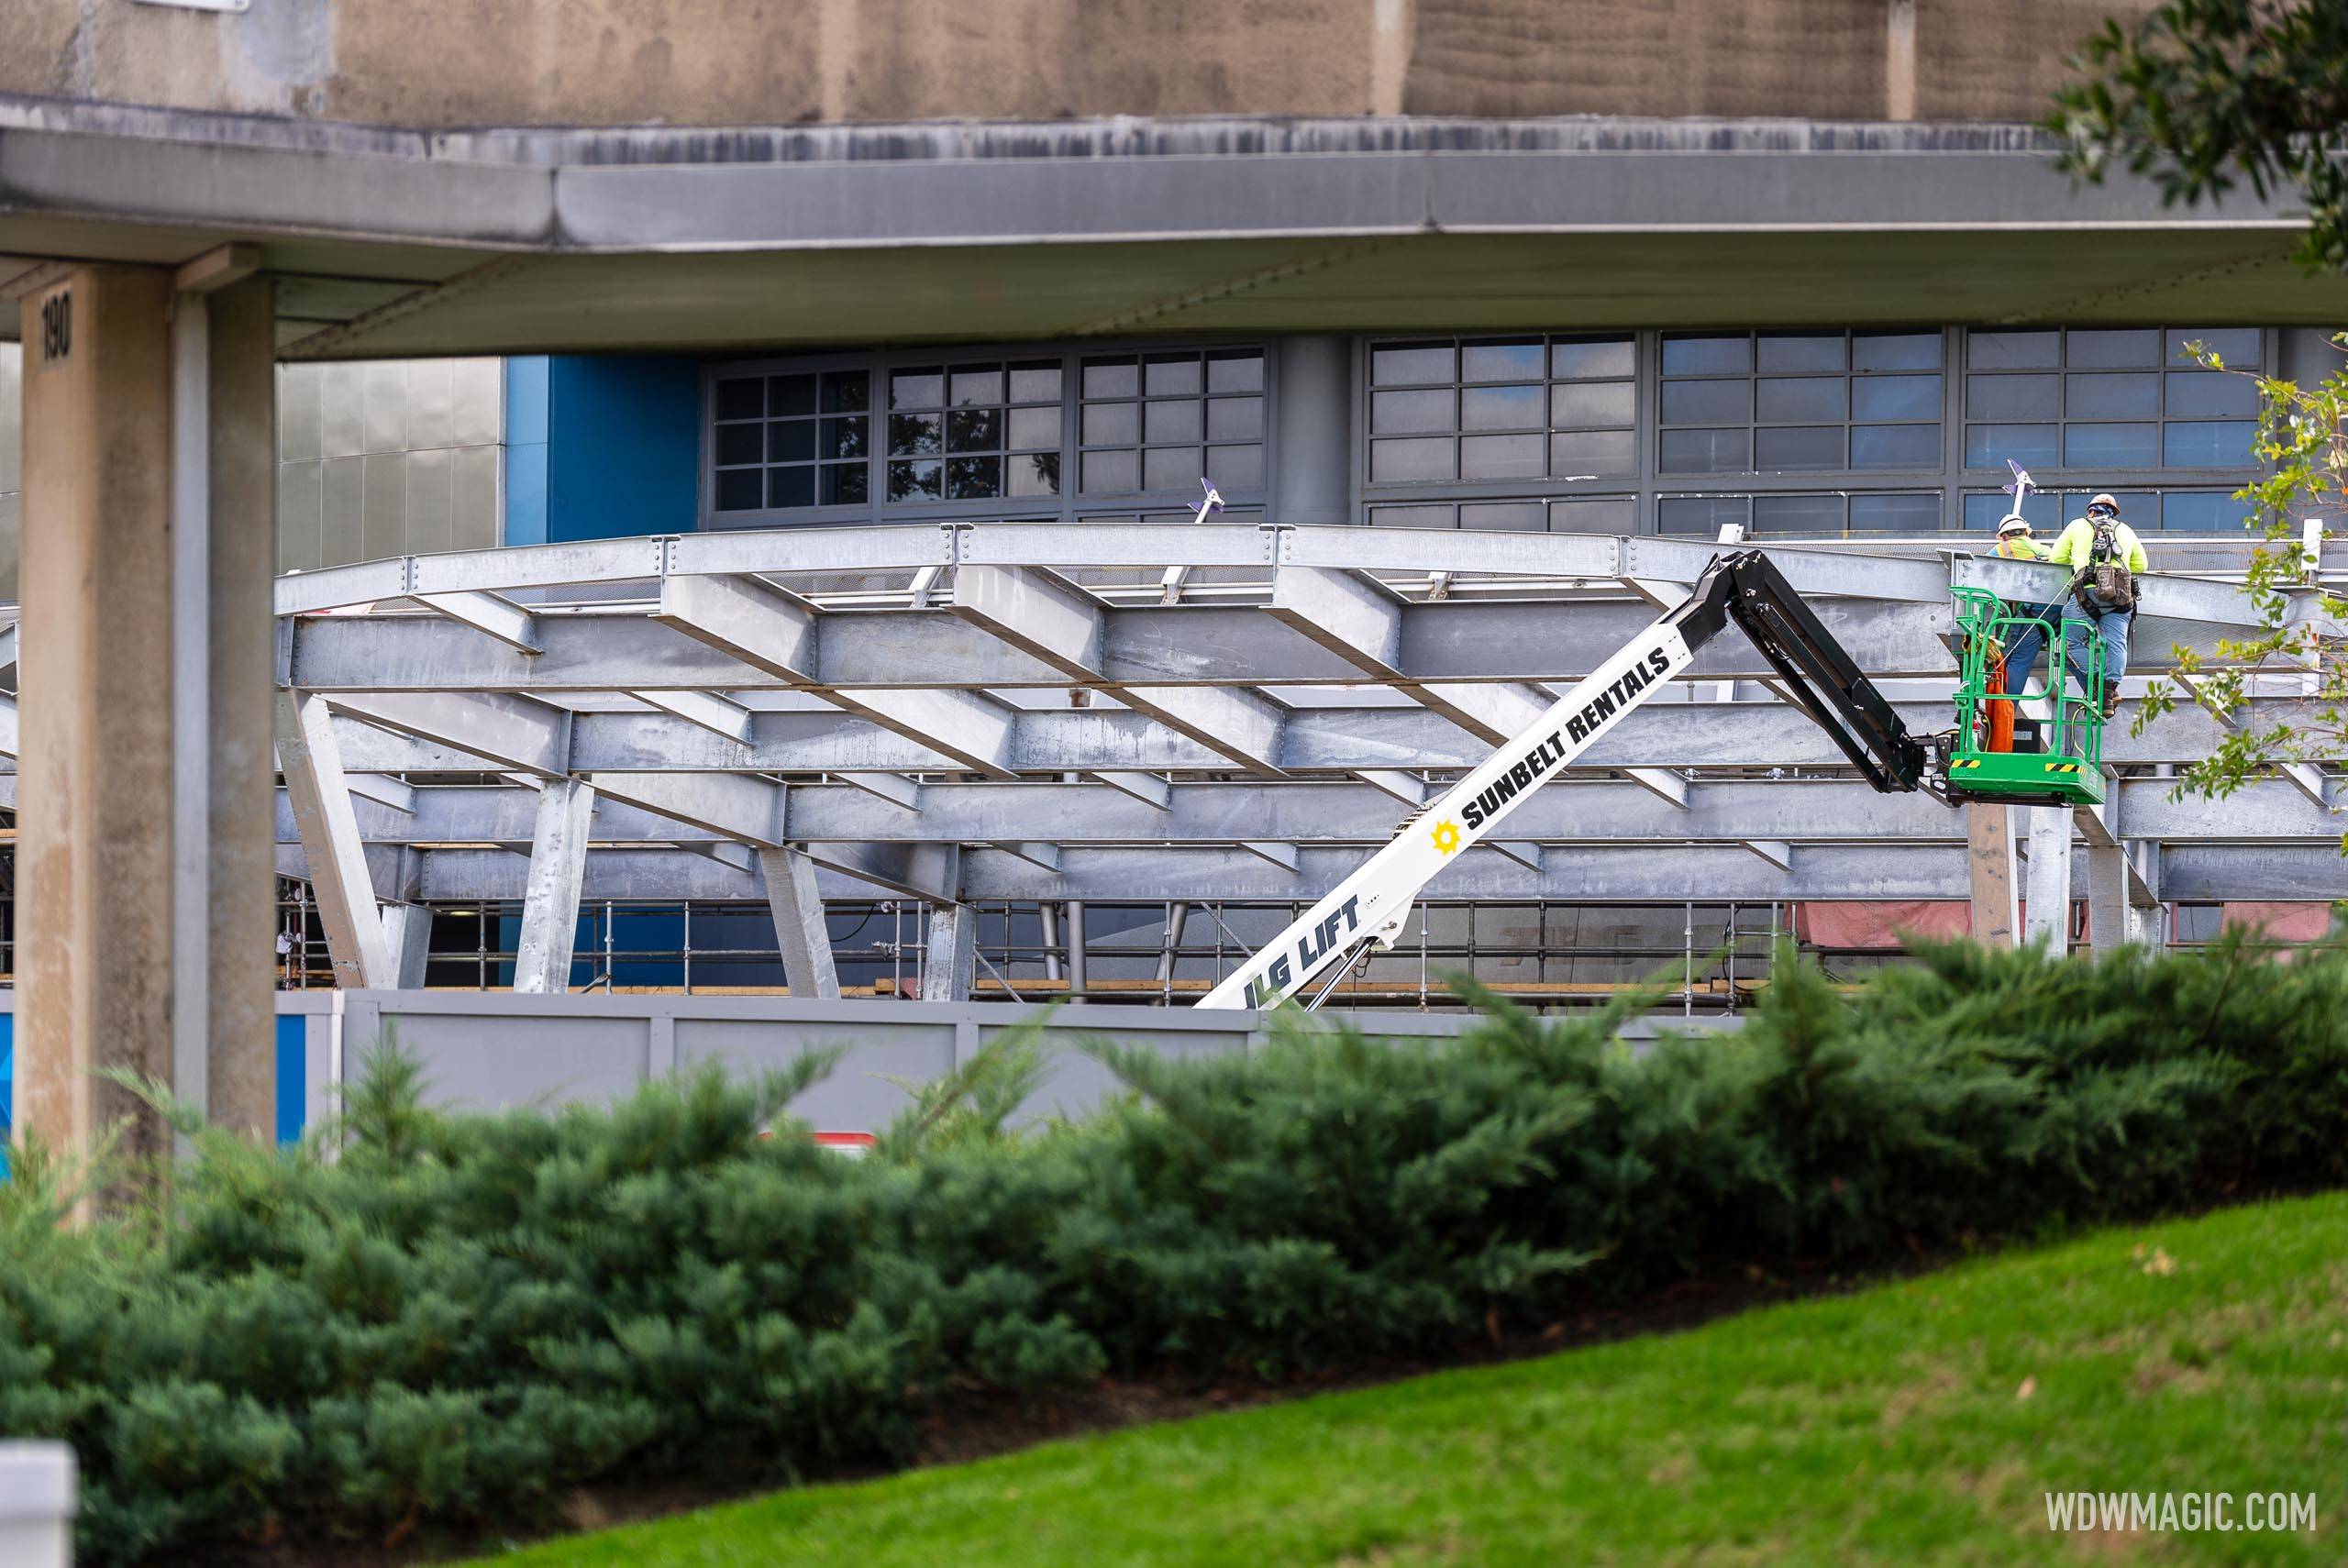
1197, 551, 1938, 1010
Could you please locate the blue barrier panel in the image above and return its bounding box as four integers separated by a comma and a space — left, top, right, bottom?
276, 1013, 307, 1146
0, 1009, 11, 1180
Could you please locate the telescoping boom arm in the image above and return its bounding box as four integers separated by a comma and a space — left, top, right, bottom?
1196, 551, 1927, 1010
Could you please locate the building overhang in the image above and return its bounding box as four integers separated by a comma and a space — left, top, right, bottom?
2, 98, 2342, 357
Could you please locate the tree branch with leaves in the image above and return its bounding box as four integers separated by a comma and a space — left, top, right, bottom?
2049, 0, 2348, 272
2131, 338, 2347, 842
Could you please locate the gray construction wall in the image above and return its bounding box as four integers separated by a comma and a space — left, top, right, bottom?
0, 991, 1720, 1141
299, 992, 1490, 1136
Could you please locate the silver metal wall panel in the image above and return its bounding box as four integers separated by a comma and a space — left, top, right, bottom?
276, 357, 506, 570
277, 459, 323, 573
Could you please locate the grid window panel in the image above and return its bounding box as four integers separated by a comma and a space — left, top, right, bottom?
1461, 381, 1545, 431
1459, 500, 1545, 531
1845, 491, 1942, 534
1553, 338, 1634, 379
1751, 492, 1846, 534
2169, 327, 2260, 364
1658, 494, 1752, 535
885, 360, 1062, 503
712, 369, 871, 513
1551, 429, 1638, 476
1850, 423, 1942, 469
1080, 348, 1265, 497
1367, 502, 1459, 528
1370, 497, 1641, 534
2159, 491, 2253, 531
1964, 326, 2265, 473
1460, 433, 1544, 479
2063, 422, 2158, 467
1660, 329, 1943, 477
1964, 491, 2172, 530
1657, 427, 1753, 474
1550, 496, 1637, 534
1755, 425, 1843, 470
1367, 335, 1638, 485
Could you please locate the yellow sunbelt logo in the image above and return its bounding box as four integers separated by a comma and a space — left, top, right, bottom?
1431, 819, 1462, 856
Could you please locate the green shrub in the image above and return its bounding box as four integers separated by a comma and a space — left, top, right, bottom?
4, 932, 2347, 1564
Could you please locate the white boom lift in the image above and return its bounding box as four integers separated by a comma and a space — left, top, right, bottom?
1197, 551, 1932, 1010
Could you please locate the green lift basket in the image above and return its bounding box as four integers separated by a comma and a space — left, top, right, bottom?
1940, 585, 2107, 809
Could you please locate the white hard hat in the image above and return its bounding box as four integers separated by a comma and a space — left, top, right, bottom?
1997, 514, 2032, 537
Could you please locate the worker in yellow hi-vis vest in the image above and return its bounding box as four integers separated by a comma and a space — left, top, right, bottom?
1988, 513, 2059, 697
2046, 493, 2148, 718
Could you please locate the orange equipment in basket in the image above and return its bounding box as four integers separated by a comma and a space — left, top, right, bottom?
1987, 649, 2015, 753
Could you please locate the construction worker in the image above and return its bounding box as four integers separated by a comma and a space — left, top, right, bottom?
2046, 492, 2149, 719
1988, 514, 2059, 694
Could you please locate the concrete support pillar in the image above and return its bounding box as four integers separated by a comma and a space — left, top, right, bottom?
2023, 805, 2074, 954
185, 274, 278, 1135
1964, 802, 2019, 949
380, 902, 434, 990
514, 778, 594, 994
757, 846, 840, 999
274, 690, 393, 988
2085, 843, 2133, 954
1271, 335, 1352, 525
16, 260, 277, 1159
2121, 840, 2167, 947
921, 902, 977, 1003
18, 265, 179, 1165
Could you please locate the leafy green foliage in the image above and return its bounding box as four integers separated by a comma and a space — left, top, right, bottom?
2120, 338, 2348, 833
7, 935, 2348, 1562
2053, 6, 2348, 827
2050, 0, 2348, 272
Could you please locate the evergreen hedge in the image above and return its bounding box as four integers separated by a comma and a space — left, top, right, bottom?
5, 933, 2346, 1564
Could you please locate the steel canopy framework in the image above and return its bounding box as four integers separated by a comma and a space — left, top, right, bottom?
202, 521, 2348, 994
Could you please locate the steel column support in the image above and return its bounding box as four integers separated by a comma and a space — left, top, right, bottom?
920, 902, 979, 1003
380, 902, 434, 990
1065, 899, 1087, 999
2023, 804, 2073, 952
1965, 802, 2019, 949
513, 778, 595, 994
274, 690, 396, 988
757, 846, 840, 999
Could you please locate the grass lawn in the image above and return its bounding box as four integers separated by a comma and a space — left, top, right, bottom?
470, 1193, 2348, 1566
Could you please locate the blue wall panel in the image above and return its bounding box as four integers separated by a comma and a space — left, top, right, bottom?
546, 357, 702, 541
502, 355, 698, 547
275, 1014, 308, 1146
0, 1010, 10, 1178
504, 355, 551, 546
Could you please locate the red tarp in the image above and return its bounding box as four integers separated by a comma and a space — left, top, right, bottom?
1793, 901, 1973, 950
1796, 900, 2336, 951
2220, 902, 2336, 942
